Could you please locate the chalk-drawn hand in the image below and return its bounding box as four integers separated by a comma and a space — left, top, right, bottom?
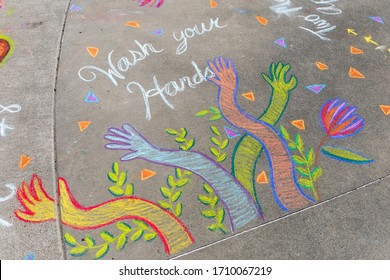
207, 57, 237, 90
261, 63, 297, 93
105, 124, 156, 161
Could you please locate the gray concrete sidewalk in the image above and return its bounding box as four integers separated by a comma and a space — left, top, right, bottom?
0, 0, 389, 260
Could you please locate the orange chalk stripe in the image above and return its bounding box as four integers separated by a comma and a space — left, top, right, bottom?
349, 67, 365, 79
242, 92, 255, 101
350, 46, 364, 55
125, 21, 140, 28
210, 0, 217, 8
86, 47, 99, 58
256, 16, 268, 26
380, 105, 390, 115
256, 171, 269, 184
141, 169, 156, 181
20, 155, 32, 170
291, 120, 305, 130
315, 61, 329, 70
78, 121, 91, 132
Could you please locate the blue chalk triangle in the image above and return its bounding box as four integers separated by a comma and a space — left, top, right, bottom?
306, 84, 326, 94
85, 91, 100, 103
151, 29, 164, 36
69, 4, 82, 11
369, 16, 384, 24
274, 38, 287, 48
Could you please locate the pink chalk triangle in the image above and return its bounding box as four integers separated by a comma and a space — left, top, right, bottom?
274, 38, 287, 48
85, 91, 100, 103
224, 126, 241, 139
306, 84, 326, 94
151, 29, 164, 36
369, 16, 384, 24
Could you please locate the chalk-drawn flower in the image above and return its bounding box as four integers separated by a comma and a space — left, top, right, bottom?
320, 98, 364, 138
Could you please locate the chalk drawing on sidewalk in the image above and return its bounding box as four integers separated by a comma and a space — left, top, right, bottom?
136, 0, 165, 8
14, 174, 194, 258
125, 21, 141, 28
380, 105, 390, 115
0, 183, 16, 227
0, 34, 14, 67
69, 4, 82, 11
24, 253, 35, 260
20, 155, 32, 170
86, 47, 99, 58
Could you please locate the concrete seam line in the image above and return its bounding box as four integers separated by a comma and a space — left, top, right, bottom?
52, 0, 72, 260
170, 173, 390, 260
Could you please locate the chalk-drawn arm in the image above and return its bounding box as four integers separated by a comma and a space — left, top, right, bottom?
261, 62, 297, 94
105, 124, 263, 232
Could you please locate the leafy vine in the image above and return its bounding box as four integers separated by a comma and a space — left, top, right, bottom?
196, 106, 222, 121
209, 126, 229, 162
165, 127, 195, 151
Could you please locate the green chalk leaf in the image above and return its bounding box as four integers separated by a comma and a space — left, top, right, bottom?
144, 233, 157, 242
116, 235, 127, 251
176, 178, 189, 187
70, 246, 87, 257
208, 224, 218, 231
165, 128, 178, 135
100, 231, 114, 242
311, 166, 323, 182
112, 162, 119, 175
298, 178, 313, 189
295, 134, 304, 152
288, 142, 297, 150
217, 153, 227, 162
108, 172, 117, 183
158, 201, 171, 210
203, 183, 213, 194
198, 195, 212, 204
220, 139, 229, 150
167, 175, 177, 188
210, 114, 222, 121
171, 190, 182, 202
175, 203, 183, 217
280, 125, 290, 140
85, 235, 96, 248
321, 146, 374, 164
292, 155, 306, 165
109, 186, 124, 197
160, 187, 171, 198
210, 147, 219, 157
306, 148, 315, 167
116, 222, 132, 233
117, 172, 127, 187
296, 167, 310, 176
201, 210, 216, 218
210, 196, 219, 208
186, 138, 195, 150
175, 137, 186, 143
64, 233, 77, 247
216, 208, 225, 223
125, 184, 134, 196
131, 230, 143, 241
209, 106, 220, 113
210, 126, 220, 136
175, 168, 182, 179
196, 110, 210, 117
95, 244, 109, 259
211, 137, 220, 146
133, 220, 148, 229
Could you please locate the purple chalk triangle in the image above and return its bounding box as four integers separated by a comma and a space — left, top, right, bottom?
224, 126, 241, 139
369, 16, 384, 24
274, 38, 287, 48
85, 91, 100, 103
306, 84, 326, 94
151, 29, 164, 36
69, 4, 82, 11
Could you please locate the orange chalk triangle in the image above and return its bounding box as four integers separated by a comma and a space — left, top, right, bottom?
315, 61, 329, 70
291, 119, 305, 130
242, 92, 255, 101
78, 121, 91, 132
256, 16, 268, 26
20, 155, 32, 170
141, 169, 156, 181
350, 46, 364, 54
380, 105, 390, 115
349, 67, 365, 79
87, 47, 99, 58
125, 21, 140, 28
210, 0, 217, 8
256, 171, 269, 184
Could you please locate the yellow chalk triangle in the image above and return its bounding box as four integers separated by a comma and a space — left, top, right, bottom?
256, 171, 269, 184
350, 46, 364, 55
78, 121, 91, 132
380, 105, 390, 115
141, 169, 156, 181
291, 119, 305, 130
125, 21, 140, 28
256, 16, 268, 26
316, 61, 329, 70
242, 92, 255, 101
86, 47, 99, 58
20, 155, 32, 170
